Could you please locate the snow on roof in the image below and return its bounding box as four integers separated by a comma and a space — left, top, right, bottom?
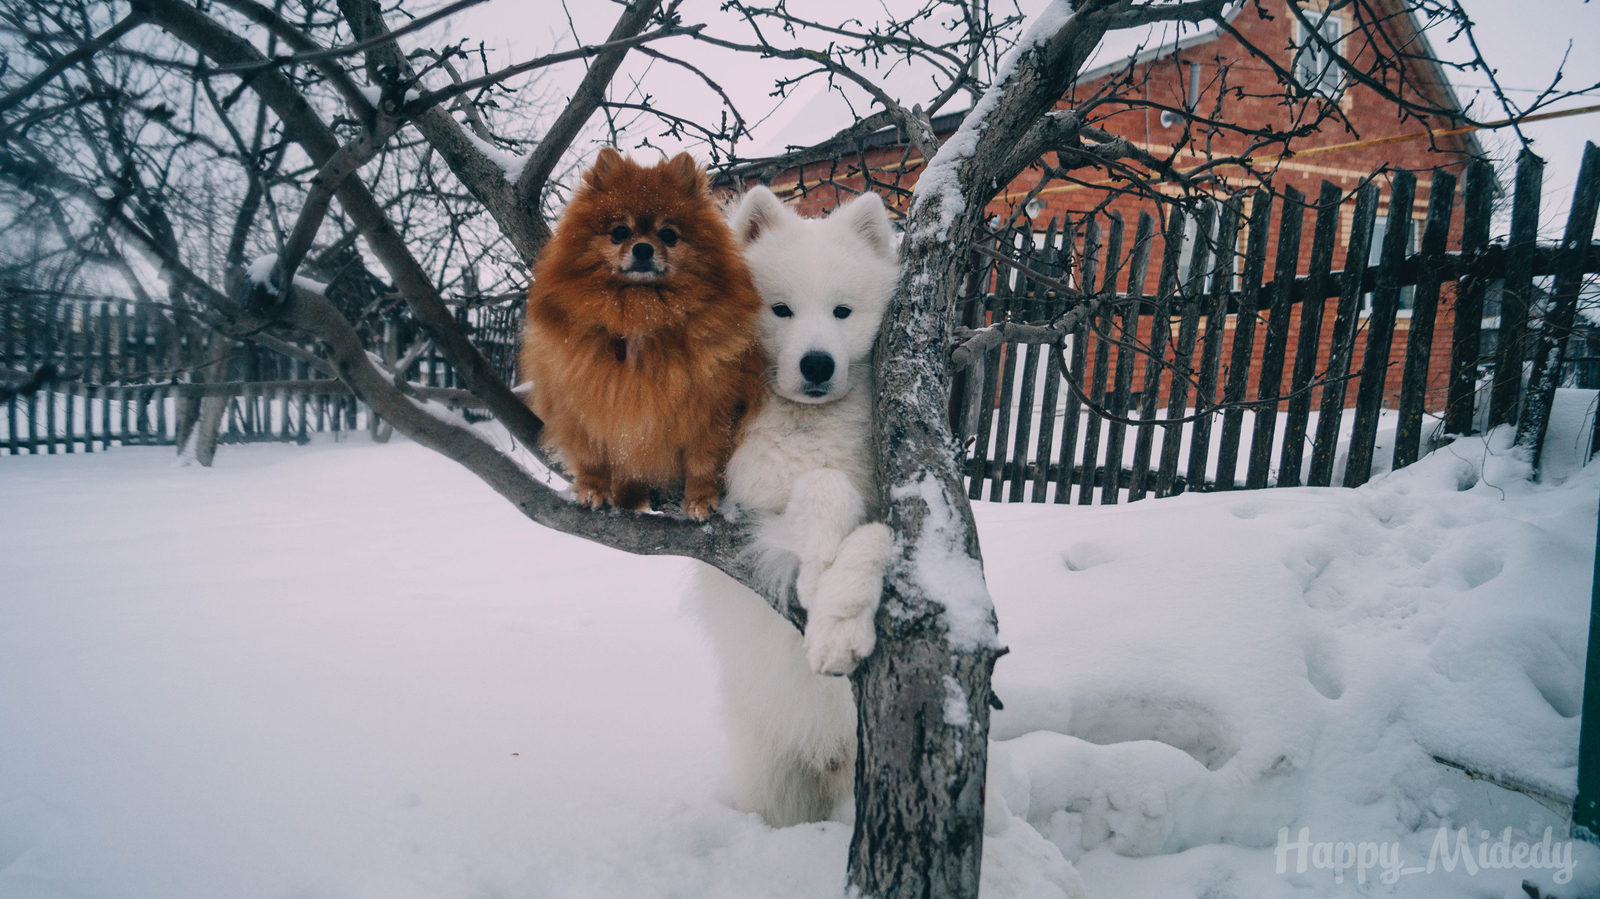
1072, 7, 1231, 86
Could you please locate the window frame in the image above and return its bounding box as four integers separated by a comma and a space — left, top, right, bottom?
1293, 9, 1346, 98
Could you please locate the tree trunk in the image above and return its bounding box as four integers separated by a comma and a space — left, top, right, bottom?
851, 182, 1001, 899
180, 331, 233, 466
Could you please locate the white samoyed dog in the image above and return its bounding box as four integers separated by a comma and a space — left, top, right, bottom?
690, 186, 899, 827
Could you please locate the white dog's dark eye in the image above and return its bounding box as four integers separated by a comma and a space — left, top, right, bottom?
833, 305, 852, 319
610, 225, 631, 244
658, 227, 679, 246
771, 304, 793, 318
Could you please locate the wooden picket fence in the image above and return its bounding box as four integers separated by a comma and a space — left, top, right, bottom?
0, 295, 523, 455
951, 144, 1600, 503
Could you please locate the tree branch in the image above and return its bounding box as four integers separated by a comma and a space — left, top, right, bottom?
0, 10, 145, 116
514, 0, 662, 212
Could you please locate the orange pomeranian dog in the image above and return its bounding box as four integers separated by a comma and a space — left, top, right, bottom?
520, 148, 766, 521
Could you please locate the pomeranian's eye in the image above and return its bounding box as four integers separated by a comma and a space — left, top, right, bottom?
658, 227, 679, 247
833, 305, 852, 319
610, 225, 631, 244
771, 304, 793, 318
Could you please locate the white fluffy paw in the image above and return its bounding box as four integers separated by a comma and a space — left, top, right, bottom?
805, 610, 877, 676
802, 523, 893, 676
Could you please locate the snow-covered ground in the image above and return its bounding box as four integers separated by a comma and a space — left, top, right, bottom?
3, 392, 1600, 898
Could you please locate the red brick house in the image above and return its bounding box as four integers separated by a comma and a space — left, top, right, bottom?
740, 0, 1487, 415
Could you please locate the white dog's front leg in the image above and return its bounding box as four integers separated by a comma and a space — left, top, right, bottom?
803, 522, 893, 676
784, 468, 865, 607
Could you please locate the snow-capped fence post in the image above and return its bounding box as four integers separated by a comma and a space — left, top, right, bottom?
1516, 141, 1600, 478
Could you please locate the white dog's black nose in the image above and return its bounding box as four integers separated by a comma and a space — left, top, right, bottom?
799, 352, 835, 385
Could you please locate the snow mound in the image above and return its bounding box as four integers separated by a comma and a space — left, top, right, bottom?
985, 408, 1600, 897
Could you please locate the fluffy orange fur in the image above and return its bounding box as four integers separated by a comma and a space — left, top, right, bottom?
520, 149, 766, 521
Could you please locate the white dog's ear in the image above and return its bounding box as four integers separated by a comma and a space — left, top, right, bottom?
837, 192, 895, 260
732, 186, 788, 246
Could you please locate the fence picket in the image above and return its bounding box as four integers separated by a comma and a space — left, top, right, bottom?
1158, 201, 1215, 496
1279, 182, 1342, 486
1345, 170, 1418, 487
1309, 184, 1379, 486
1129, 206, 1186, 501
1007, 229, 1042, 501
1247, 185, 1306, 488
965, 304, 998, 497
988, 231, 1025, 500
1393, 169, 1459, 469
1488, 152, 1545, 430
64, 302, 77, 453
83, 305, 95, 452
5, 300, 16, 455
96, 302, 109, 450
25, 300, 39, 454
1030, 218, 1065, 502
948, 244, 988, 446
1518, 141, 1600, 475
1187, 201, 1242, 490
133, 301, 149, 442
296, 354, 310, 443
117, 302, 131, 447
1445, 159, 1495, 436
152, 309, 167, 443
1080, 213, 1122, 504
1101, 211, 1155, 504
44, 299, 60, 453
1058, 219, 1099, 503
1216, 190, 1275, 490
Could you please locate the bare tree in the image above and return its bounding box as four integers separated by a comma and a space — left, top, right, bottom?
0, 0, 1589, 894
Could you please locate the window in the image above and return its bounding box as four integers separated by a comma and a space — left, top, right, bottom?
1362, 215, 1418, 315
1294, 11, 1344, 97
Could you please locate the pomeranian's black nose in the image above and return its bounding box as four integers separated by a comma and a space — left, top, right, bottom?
799, 352, 834, 384
632, 242, 654, 261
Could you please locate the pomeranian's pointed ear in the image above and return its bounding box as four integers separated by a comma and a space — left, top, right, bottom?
732, 186, 787, 246
837, 191, 895, 260
665, 152, 706, 193
586, 147, 626, 190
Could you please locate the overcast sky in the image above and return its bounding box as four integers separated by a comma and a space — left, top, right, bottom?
441, 0, 1599, 236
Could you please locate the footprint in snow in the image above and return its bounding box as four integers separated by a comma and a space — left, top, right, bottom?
1061, 542, 1117, 572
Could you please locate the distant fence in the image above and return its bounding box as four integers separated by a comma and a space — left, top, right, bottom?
0, 294, 522, 454
951, 145, 1600, 503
